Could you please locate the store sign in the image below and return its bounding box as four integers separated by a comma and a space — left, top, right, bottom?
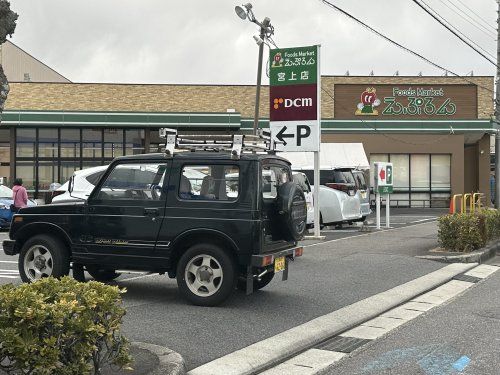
270, 45, 320, 152
335, 84, 477, 120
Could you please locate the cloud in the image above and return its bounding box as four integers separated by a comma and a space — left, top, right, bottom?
8, 0, 497, 84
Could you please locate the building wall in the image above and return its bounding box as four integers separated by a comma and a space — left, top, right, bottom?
5, 76, 493, 119
0, 41, 70, 83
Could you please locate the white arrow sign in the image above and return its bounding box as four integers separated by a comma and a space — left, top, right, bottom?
270, 120, 319, 152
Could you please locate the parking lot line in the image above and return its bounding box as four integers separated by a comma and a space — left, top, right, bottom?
303, 220, 437, 249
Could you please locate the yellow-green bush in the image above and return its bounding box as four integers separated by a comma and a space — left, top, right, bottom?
438, 209, 500, 252
0, 277, 131, 375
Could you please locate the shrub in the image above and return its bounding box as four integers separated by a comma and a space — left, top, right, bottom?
438, 209, 500, 252
0, 277, 131, 375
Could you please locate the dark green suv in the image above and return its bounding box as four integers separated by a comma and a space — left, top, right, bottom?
3, 133, 306, 306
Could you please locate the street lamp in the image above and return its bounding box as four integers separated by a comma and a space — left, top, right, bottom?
235, 3, 274, 135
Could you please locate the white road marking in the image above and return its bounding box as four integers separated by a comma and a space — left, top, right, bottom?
0, 268, 19, 279
119, 273, 157, 282
303, 221, 438, 249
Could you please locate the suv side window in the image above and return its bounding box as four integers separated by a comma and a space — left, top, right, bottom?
179, 165, 239, 201
96, 163, 167, 201
262, 165, 290, 199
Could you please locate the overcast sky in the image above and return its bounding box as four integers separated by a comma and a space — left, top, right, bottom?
7, 0, 498, 84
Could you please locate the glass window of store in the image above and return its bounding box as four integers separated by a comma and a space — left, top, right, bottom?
16, 128, 36, 158
104, 129, 124, 158
14, 127, 151, 198
125, 129, 145, 155
15, 161, 36, 193
38, 128, 59, 158
82, 129, 102, 158
369, 153, 450, 207
0, 128, 10, 185
61, 129, 81, 158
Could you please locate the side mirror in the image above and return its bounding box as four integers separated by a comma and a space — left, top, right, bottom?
68, 176, 75, 194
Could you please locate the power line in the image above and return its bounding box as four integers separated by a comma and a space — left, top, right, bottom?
437, 0, 496, 39
454, 0, 497, 31
412, 0, 497, 66
319, 0, 495, 94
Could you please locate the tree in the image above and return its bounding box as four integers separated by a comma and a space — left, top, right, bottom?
0, 1, 18, 112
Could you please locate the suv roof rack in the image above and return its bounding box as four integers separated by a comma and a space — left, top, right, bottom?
159, 128, 278, 160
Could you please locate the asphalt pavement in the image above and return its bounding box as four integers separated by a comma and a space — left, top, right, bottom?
327, 257, 500, 375
0, 209, 448, 371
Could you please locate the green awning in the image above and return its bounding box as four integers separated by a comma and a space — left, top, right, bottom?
0, 110, 241, 129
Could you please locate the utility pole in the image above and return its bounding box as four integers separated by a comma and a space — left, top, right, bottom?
496, 0, 500, 208
253, 18, 271, 135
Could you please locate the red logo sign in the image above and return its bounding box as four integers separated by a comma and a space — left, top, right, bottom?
270, 84, 317, 122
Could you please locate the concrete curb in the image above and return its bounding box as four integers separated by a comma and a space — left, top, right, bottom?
132, 342, 186, 375
187, 263, 476, 375
416, 241, 500, 264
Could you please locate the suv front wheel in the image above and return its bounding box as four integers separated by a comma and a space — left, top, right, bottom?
176, 243, 236, 306
19, 235, 70, 283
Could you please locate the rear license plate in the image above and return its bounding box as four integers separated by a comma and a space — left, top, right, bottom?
361, 192, 367, 199
274, 257, 285, 273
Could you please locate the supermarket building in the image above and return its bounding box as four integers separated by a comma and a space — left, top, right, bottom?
0, 43, 497, 206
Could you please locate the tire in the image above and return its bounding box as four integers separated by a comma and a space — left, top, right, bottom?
19, 234, 70, 283
277, 182, 307, 241
176, 243, 236, 306
237, 271, 275, 291
86, 266, 121, 282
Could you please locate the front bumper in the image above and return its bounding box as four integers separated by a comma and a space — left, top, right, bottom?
3, 239, 17, 256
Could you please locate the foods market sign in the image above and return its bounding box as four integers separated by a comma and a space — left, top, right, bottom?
335, 84, 477, 120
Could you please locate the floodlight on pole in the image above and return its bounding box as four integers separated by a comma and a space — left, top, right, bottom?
234, 3, 274, 135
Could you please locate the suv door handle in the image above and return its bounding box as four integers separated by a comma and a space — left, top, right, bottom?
144, 208, 159, 216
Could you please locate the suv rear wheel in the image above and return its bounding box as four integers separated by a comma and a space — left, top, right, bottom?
19, 235, 70, 283
176, 243, 236, 306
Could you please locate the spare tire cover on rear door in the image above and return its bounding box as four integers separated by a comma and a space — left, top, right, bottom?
278, 182, 307, 241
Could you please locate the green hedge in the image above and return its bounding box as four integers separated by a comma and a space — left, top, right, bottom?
0, 277, 132, 375
438, 209, 500, 252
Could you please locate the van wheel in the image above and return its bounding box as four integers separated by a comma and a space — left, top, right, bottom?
86, 266, 121, 282
19, 235, 70, 283
177, 243, 236, 306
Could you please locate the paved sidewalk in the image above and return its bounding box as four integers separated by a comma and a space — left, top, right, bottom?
328, 257, 500, 375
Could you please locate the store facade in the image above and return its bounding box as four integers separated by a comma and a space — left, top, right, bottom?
1, 76, 496, 206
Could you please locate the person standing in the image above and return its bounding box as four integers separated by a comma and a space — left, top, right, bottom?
12, 178, 28, 213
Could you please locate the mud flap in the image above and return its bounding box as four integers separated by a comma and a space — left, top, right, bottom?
245, 265, 254, 295
282, 257, 289, 281
72, 263, 86, 282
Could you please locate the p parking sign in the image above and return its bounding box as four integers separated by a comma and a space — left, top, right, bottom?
374, 162, 393, 194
